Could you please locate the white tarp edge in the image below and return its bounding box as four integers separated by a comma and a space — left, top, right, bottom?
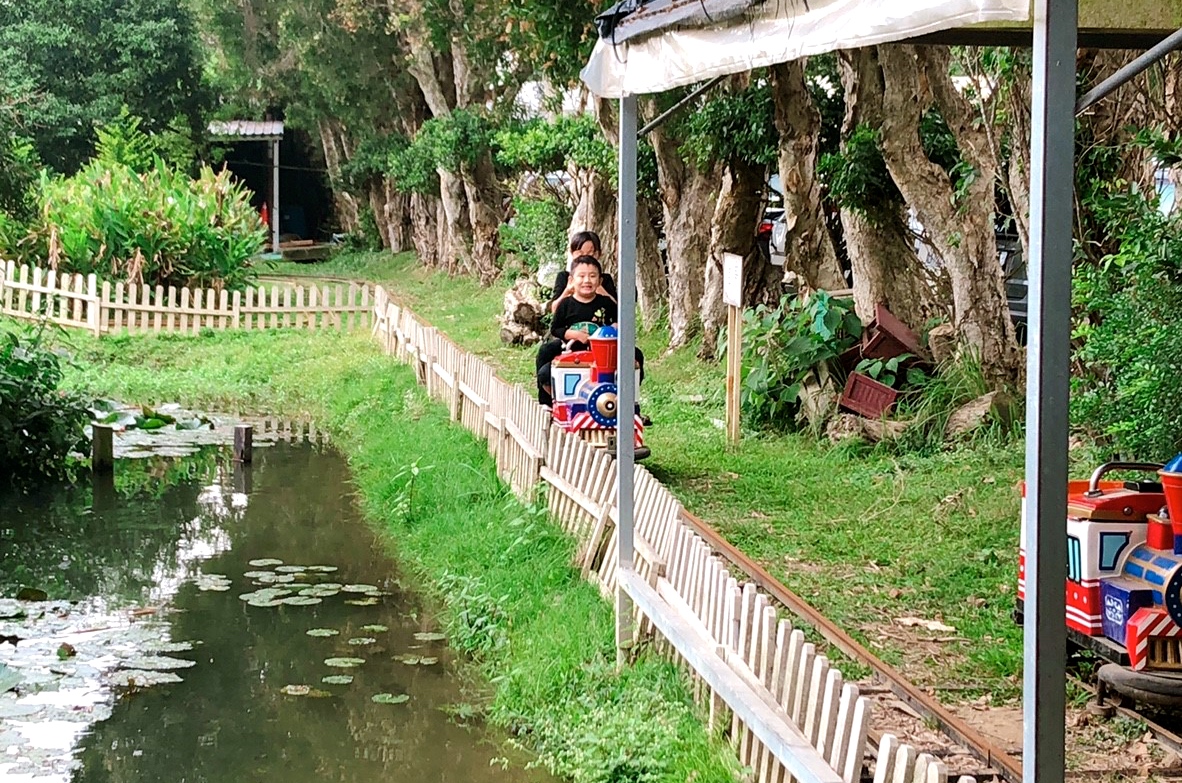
581, 0, 1030, 97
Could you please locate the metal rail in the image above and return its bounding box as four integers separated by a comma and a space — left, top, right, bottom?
679, 508, 1024, 783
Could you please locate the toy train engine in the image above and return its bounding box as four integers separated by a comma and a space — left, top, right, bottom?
1017, 460, 1182, 704
549, 326, 650, 460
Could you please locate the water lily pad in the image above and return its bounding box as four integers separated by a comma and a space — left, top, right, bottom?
280, 684, 310, 696
347, 637, 376, 646
255, 573, 296, 584
306, 628, 339, 638
196, 574, 232, 592
321, 675, 353, 685
248, 559, 284, 567
119, 656, 197, 671
341, 584, 379, 594
360, 624, 388, 633
413, 632, 447, 642
306, 565, 339, 573
275, 565, 307, 573
247, 598, 286, 608
0, 599, 25, 619
344, 598, 379, 606
299, 587, 339, 598
109, 670, 184, 687
0, 663, 21, 693
395, 655, 421, 665
324, 657, 365, 668
419, 657, 438, 665
150, 641, 197, 653
280, 596, 321, 606
0, 701, 42, 719
316, 583, 343, 590
242, 571, 274, 579
239, 589, 292, 603
371, 693, 409, 705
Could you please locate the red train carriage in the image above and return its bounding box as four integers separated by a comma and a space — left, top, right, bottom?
549, 325, 650, 460
1017, 460, 1182, 704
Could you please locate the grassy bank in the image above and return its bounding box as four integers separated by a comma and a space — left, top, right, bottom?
264, 251, 1032, 698
58, 326, 739, 783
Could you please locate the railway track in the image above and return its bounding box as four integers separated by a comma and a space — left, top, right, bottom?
679, 507, 1182, 782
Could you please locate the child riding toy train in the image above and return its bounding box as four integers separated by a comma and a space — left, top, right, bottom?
535, 233, 649, 460
1017, 458, 1182, 705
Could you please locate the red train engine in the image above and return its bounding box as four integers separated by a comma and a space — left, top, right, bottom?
549, 325, 650, 460
1017, 460, 1182, 703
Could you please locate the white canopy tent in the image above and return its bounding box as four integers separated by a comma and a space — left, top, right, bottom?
581, 2, 1081, 781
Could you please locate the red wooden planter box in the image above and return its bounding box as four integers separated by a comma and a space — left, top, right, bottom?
861, 303, 923, 361
839, 371, 898, 419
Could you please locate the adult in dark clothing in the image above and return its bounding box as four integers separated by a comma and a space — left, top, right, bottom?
537, 255, 644, 406
548, 230, 617, 313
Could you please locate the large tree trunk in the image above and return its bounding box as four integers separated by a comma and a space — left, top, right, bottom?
837, 48, 938, 330
877, 44, 1020, 386
409, 192, 440, 267
648, 99, 719, 350
317, 119, 361, 234
437, 169, 473, 275
770, 60, 845, 291
588, 95, 667, 329
460, 150, 504, 285
699, 160, 763, 359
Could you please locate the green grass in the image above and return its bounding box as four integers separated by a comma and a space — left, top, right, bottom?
276, 251, 1031, 698
55, 325, 740, 783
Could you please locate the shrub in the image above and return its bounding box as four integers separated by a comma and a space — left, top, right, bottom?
740, 291, 862, 429
0, 325, 93, 490
1072, 182, 1182, 460
500, 196, 571, 275
10, 160, 265, 290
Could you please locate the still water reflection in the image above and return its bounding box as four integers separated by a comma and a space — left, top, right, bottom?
1, 444, 553, 783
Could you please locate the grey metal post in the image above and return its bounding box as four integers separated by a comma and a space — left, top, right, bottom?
272, 139, 281, 251
616, 93, 639, 662
1024, 0, 1076, 780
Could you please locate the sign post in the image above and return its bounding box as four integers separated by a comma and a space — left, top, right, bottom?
723, 253, 743, 447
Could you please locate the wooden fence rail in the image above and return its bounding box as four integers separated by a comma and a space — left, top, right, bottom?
0, 261, 371, 335
370, 286, 975, 783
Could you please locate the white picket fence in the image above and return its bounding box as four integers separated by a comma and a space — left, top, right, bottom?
0, 261, 371, 335
371, 285, 975, 783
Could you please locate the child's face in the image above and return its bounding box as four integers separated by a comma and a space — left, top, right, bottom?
571, 264, 601, 298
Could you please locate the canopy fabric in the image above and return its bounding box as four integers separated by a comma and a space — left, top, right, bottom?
581, 0, 1030, 97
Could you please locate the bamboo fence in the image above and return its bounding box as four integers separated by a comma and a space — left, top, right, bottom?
371, 286, 974, 783
0, 261, 371, 336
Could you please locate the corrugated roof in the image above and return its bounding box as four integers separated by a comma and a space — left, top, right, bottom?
208, 120, 284, 140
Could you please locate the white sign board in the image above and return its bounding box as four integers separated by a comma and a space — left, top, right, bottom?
722, 253, 743, 308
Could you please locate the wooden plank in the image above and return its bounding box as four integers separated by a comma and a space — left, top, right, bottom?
166, 286, 177, 332
153, 285, 164, 332
626, 571, 841, 783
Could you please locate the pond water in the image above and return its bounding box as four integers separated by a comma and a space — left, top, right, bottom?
0, 443, 553, 783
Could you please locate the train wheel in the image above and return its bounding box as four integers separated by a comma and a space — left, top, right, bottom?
1097, 663, 1182, 707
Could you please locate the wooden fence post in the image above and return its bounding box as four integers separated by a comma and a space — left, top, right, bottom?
92, 424, 114, 473
234, 424, 253, 463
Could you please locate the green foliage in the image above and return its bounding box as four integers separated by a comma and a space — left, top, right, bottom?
416, 109, 496, 174
92, 110, 198, 175
8, 160, 266, 290
855, 353, 921, 390
919, 109, 977, 207
1072, 179, 1182, 460
890, 351, 1003, 456
0, 325, 93, 490
818, 125, 903, 226
740, 292, 862, 429
500, 197, 571, 273
0, 0, 209, 173
681, 81, 777, 169
496, 115, 614, 178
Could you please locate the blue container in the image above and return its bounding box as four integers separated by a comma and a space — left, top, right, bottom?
1101, 578, 1155, 645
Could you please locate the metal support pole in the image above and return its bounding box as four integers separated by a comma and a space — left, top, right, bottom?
271, 139, 281, 251
1076, 26, 1182, 115
1024, 1, 1076, 781
637, 75, 725, 137
616, 93, 639, 664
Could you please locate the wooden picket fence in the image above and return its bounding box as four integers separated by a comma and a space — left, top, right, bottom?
371, 285, 976, 783
0, 261, 371, 335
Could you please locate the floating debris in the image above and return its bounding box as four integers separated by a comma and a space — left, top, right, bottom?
371, 693, 409, 705
324, 657, 365, 668
305, 629, 339, 638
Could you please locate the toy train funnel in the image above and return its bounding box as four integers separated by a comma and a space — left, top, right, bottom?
1162, 453, 1182, 525
589, 325, 619, 374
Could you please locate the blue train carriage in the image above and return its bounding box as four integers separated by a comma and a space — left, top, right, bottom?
549, 325, 650, 460
1016, 460, 1182, 705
